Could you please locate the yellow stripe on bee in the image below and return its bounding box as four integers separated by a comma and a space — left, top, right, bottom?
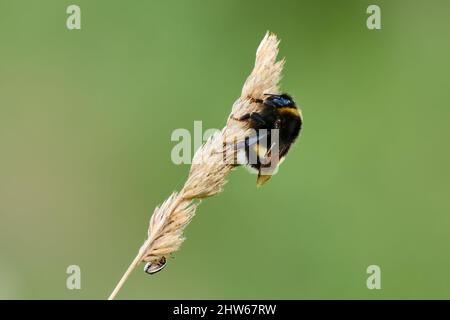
278, 107, 301, 117
253, 143, 268, 158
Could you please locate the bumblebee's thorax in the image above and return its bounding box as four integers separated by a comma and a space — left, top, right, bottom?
257, 101, 302, 143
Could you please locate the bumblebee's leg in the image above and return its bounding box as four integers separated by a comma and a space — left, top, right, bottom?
249, 97, 264, 104
262, 99, 277, 108
248, 113, 266, 126
230, 112, 266, 126
230, 113, 251, 121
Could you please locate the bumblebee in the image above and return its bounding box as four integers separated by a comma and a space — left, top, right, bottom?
231, 93, 302, 186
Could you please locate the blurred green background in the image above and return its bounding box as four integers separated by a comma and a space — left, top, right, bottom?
1, 0, 450, 299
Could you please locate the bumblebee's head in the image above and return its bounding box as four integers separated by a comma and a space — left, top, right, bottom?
264, 93, 296, 108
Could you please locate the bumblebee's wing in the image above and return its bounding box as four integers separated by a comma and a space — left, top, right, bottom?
236, 132, 288, 186
237, 131, 285, 166
235, 131, 267, 150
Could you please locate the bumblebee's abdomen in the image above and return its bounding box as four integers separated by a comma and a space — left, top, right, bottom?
279, 111, 302, 141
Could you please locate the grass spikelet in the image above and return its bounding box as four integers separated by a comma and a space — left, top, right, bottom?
108, 32, 285, 300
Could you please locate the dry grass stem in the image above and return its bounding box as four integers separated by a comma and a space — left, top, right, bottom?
108, 32, 285, 300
